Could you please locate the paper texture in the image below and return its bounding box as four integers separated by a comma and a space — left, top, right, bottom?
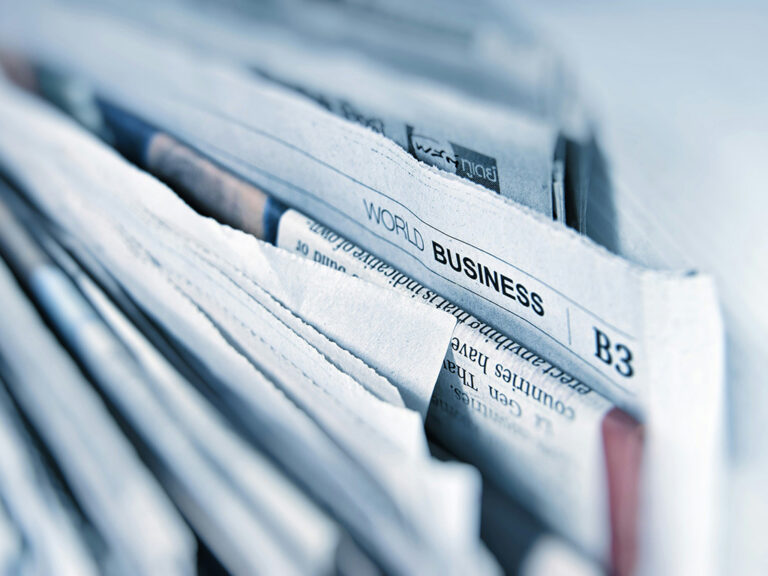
0, 257, 195, 576
0, 1, 719, 416
0, 78, 491, 576
56, 244, 343, 576
78, 0, 565, 219
277, 208, 615, 554
0, 386, 98, 576
0, 2, 728, 573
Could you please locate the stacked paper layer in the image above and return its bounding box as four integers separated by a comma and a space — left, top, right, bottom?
0, 1, 732, 575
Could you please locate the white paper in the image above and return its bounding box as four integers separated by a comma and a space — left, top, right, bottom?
92, 0, 571, 123
0, 78, 492, 576
524, 6, 754, 574
0, 405, 96, 576
276, 208, 614, 554
0, 453, 22, 576
53, 246, 341, 576
0, 4, 727, 572
520, 536, 603, 576
0, 1, 719, 415
81, 0, 564, 218
0, 12, 458, 421
0, 257, 196, 576
0, 365, 97, 576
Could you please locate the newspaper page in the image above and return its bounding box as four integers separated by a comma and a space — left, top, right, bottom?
0, 0, 717, 413
0, 384, 98, 576
73, 0, 566, 220
0, 78, 494, 576
0, 234, 197, 575
0, 2, 726, 574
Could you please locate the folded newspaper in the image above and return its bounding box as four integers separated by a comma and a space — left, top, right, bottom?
0, 1, 729, 575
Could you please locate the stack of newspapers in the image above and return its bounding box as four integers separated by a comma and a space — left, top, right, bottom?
0, 1, 726, 575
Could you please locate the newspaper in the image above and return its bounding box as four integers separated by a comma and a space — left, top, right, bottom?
70, 0, 568, 221
0, 2, 727, 573
30, 232, 343, 576
0, 78, 494, 576
75, 264, 345, 575
0, 497, 18, 576
231, 0, 573, 124
0, 1, 722, 412
276, 208, 645, 561
0, 256, 195, 574
481, 485, 604, 576
88, 0, 572, 124
430, 440, 605, 576
2, 72, 639, 562
1, 68, 454, 419
0, 383, 98, 576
